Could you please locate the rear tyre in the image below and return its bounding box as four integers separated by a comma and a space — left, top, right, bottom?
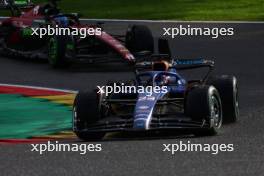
73, 91, 105, 141
207, 75, 239, 123
125, 25, 154, 53
185, 85, 223, 136
48, 35, 69, 68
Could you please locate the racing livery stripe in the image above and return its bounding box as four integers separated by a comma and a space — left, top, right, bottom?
0, 83, 77, 94
0, 85, 71, 96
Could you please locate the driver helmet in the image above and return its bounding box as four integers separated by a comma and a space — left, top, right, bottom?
152, 60, 170, 71
54, 16, 69, 27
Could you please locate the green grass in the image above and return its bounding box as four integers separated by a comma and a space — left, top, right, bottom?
4, 0, 264, 20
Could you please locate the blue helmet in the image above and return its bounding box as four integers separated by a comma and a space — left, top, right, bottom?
54, 16, 69, 27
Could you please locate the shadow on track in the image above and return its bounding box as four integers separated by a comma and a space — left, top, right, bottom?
69, 130, 202, 143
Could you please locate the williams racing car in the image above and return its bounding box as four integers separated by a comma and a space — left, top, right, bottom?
73, 58, 239, 140
0, 0, 154, 68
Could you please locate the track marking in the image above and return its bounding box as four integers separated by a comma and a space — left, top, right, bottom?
35, 94, 76, 106
0, 16, 264, 24
0, 83, 77, 143
0, 83, 77, 94
81, 18, 264, 24
32, 131, 76, 139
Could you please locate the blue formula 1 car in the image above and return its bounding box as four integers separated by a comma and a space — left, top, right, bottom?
73, 58, 239, 141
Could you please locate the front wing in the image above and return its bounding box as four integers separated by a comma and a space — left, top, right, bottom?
75, 115, 210, 133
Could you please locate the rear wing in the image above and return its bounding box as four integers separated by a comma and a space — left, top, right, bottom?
172, 59, 214, 70
135, 59, 214, 70
172, 59, 215, 83
135, 38, 214, 70
135, 58, 215, 82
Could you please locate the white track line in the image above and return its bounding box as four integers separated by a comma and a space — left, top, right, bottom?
0, 16, 264, 24
0, 83, 77, 94
81, 18, 264, 24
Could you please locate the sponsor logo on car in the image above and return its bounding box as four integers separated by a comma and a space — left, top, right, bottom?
138, 96, 155, 101
138, 106, 149, 110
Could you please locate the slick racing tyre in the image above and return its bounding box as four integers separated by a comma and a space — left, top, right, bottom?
207, 75, 239, 123
185, 85, 223, 136
125, 25, 154, 53
73, 91, 105, 141
48, 35, 69, 68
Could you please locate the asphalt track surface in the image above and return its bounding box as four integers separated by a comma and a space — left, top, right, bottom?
0, 22, 264, 176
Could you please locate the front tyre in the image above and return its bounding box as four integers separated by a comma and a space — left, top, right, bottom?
207, 75, 239, 123
185, 85, 223, 136
73, 91, 105, 141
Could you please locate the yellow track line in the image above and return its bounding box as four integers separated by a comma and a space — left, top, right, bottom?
35, 94, 76, 106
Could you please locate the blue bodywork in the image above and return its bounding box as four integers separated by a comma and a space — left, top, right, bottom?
75, 59, 213, 133
54, 16, 69, 27
133, 69, 187, 130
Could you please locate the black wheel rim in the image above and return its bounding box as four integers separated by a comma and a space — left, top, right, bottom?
211, 95, 221, 127
72, 106, 77, 131
234, 83, 239, 116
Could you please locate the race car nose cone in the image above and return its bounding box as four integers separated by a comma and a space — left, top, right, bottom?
133, 116, 149, 130
133, 92, 166, 130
